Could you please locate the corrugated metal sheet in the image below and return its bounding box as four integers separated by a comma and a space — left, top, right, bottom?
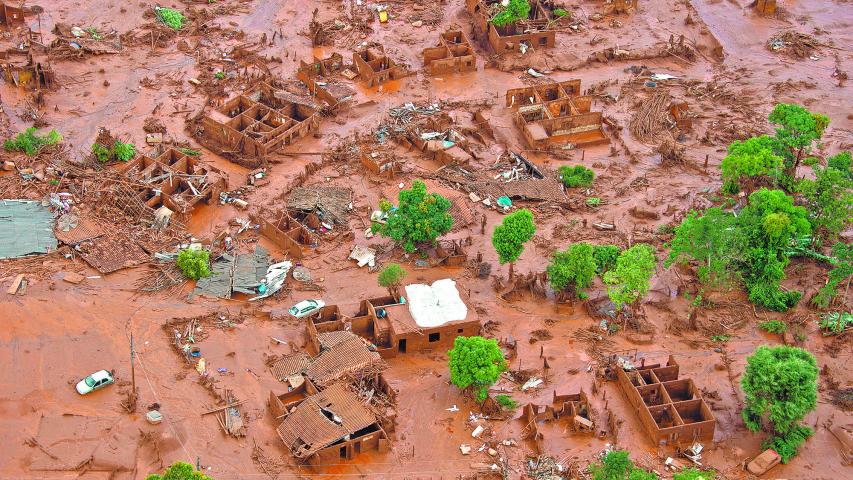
0, 200, 57, 259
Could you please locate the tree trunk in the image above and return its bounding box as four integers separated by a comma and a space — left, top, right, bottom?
508, 262, 514, 279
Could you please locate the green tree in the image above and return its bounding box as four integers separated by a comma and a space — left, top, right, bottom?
720, 136, 783, 195
373, 180, 452, 253
768, 103, 829, 177
447, 336, 507, 402
604, 244, 656, 315
738, 189, 811, 311
666, 207, 746, 288
146, 461, 212, 480
491, 0, 530, 27
492, 208, 536, 277
176, 248, 211, 280
673, 468, 715, 480
797, 164, 853, 243
558, 165, 595, 188
547, 242, 597, 299
377, 263, 407, 299
741, 345, 818, 463
812, 242, 853, 308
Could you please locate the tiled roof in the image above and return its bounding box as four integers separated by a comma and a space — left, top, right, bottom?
306, 333, 382, 387
276, 383, 376, 458
270, 352, 311, 381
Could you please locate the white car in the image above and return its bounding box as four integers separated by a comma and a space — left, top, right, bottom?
288, 299, 325, 318
76, 370, 114, 395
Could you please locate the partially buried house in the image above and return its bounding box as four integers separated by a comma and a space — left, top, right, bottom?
466, 0, 557, 53
307, 278, 481, 357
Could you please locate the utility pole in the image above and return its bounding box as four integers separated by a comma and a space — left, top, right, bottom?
130, 331, 136, 398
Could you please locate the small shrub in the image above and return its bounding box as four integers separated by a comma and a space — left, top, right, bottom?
92, 143, 111, 163
176, 248, 211, 280
156, 7, 186, 30
818, 312, 852, 335
495, 394, 517, 409
673, 468, 715, 480
558, 165, 595, 188
553, 8, 568, 17
592, 245, 620, 274
759, 319, 787, 334
492, 0, 531, 27
113, 141, 136, 162
4, 128, 62, 156
586, 197, 602, 207
711, 335, 730, 343
179, 148, 201, 156
214, 71, 225, 80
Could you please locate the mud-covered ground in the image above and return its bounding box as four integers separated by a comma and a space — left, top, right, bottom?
0, 0, 850, 479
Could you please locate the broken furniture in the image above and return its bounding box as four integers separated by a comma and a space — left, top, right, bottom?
200, 82, 321, 158
422, 30, 476, 75
466, 0, 557, 53
352, 46, 407, 88
506, 79, 609, 148
296, 52, 355, 110
615, 355, 716, 446
0, 199, 57, 259
275, 382, 389, 465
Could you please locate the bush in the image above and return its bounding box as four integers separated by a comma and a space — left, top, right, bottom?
495, 394, 517, 409
448, 336, 507, 402
759, 319, 787, 334
113, 141, 136, 162
92, 143, 111, 163
378, 263, 406, 297
558, 165, 595, 188
720, 136, 783, 195
818, 312, 852, 335
603, 244, 656, 312
588, 450, 658, 480
156, 7, 186, 30
592, 245, 621, 274
176, 248, 211, 280
4, 128, 62, 156
553, 8, 568, 17
145, 461, 212, 480
492, 208, 536, 266
741, 345, 818, 463
673, 468, 715, 480
547, 242, 597, 297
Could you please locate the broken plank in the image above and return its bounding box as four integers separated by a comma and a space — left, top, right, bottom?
201, 400, 246, 416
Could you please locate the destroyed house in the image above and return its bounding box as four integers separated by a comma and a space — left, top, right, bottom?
1, 47, 56, 90
275, 382, 388, 465
200, 82, 320, 158
466, 0, 556, 53
271, 330, 386, 388
396, 112, 474, 167
422, 30, 477, 75
506, 79, 608, 148
616, 355, 716, 446
252, 213, 314, 260
119, 148, 227, 217
306, 279, 481, 357
0, 2, 25, 27
296, 53, 355, 110
520, 389, 595, 452
352, 47, 406, 88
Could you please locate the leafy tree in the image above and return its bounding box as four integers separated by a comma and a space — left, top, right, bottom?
588, 450, 659, 480
672, 468, 715, 480
447, 336, 507, 402
827, 151, 851, 178
145, 461, 212, 480
373, 180, 452, 253
558, 165, 595, 188
4, 127, 62, 156
666, 207, 745, 288
741, 345, 818, 463
377, 263, 407, 299
176, 248, 211, 280
812, 242, 853, 308
592, 245, 621, 274
547, 242, 597, 299
604, 244, 656, 314
720, 136, 783, 195
491, 0, 530, 27
492, 208, 536, 277
797, 163, 853, 243
768, 103, 828, 176
739, 189, 811, 311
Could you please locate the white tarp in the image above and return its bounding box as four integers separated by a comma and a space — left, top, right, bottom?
405, 278, 468, 328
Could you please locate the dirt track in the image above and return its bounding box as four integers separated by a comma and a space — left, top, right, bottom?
0, 1, 851, 479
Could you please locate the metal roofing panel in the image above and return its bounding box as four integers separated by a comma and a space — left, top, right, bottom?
0, 199, 57, 259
